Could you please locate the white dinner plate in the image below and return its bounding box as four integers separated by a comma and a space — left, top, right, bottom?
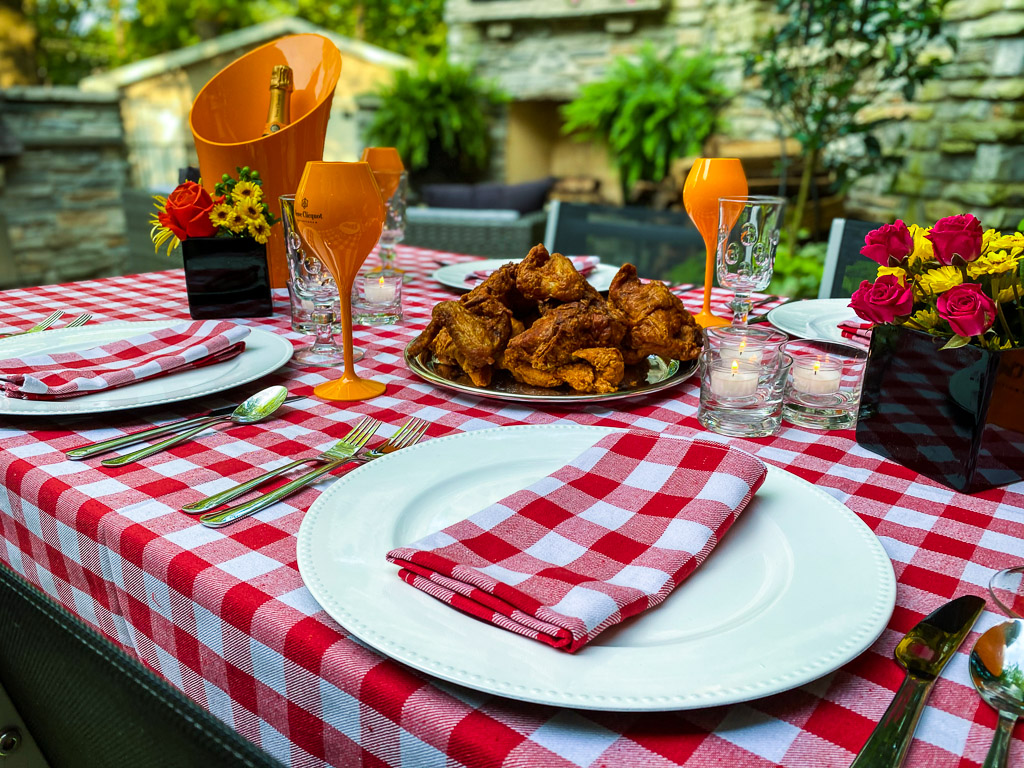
0, 320, 293, 415
297, 424, 895, 711
767, 298, 858, 343
432, 259, 620, 293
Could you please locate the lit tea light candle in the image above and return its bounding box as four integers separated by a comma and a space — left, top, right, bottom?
710, 359, 759, 398
719, 338, 764, 365
363, 274, 398, 304
791, 357, 841, 395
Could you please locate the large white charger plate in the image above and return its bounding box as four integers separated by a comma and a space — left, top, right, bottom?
767, 298, 858, 343
0, 320, 293, 415
297, 424, 896, 711
432, 258, 619, 293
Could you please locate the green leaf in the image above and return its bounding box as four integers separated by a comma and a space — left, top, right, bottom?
939, 335, 972, 350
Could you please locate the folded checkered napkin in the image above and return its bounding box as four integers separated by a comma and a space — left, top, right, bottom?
839, 319, 872, 345
387, 432, 767, 652
0, 320, 250, 400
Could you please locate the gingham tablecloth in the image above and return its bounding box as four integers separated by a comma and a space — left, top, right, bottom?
0, 246, 1021, 768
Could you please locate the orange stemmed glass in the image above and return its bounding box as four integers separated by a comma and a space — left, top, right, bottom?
683, 158, 749, 328
295, 161, 387, 401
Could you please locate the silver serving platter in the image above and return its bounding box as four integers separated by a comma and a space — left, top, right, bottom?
404, 343, 697, 404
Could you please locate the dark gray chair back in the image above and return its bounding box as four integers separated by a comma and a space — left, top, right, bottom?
818, 218, 884, 299
544, 201, 706, 284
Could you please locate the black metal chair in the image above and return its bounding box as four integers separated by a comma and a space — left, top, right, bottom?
543, 201, 707, 284
818, 218, 884, 299
0, 564, 285, 768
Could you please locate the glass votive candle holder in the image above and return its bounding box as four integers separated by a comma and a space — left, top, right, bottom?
783, 339, 868, 430
704, 326, 788, 368
352, 268, 403, 325
698, 349, 793, 437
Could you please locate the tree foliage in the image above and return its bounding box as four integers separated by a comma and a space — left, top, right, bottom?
561, 45, 728, 200
23, 0, 445, 85
745, 0, 954, 244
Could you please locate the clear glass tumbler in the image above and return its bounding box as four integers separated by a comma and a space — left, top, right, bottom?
698, 350, 793, 437
716, 195, 786, 324
783, 339, 867, 430
704, 326, 789, 368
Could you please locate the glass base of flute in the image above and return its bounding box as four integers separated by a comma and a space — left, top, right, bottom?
293, 300, 363, 367
693, 254, 731, 328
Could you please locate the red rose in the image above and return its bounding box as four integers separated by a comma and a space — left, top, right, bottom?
926, 214, 983, 266
849, 274, 914, 324
936, 283, 996, 337
158, 181, 218, 241
860, 219, 914, 266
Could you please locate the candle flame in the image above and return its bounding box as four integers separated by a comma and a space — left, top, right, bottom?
378, 275, 386, 288
731, 360, 739, 375
813, 361, 820, 374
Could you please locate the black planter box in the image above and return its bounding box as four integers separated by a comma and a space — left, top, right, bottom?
856, 325, 1024, 493
181, 237, 273, 319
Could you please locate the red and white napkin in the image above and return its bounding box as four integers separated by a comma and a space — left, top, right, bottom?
838, 319, 872, 345
464, 255, 601, 286
386, 432, 767, 652
0, 320, 249, 400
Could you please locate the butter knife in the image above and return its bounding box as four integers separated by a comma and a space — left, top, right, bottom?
850, 594, 985, 768
65, 395, 304, 460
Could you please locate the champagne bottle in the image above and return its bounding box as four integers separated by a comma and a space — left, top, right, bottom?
261, 65, 293, 136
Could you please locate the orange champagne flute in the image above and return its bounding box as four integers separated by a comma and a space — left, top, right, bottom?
361, 147, 406, 274
683, 158, 748, 328
295, 161, 387, 401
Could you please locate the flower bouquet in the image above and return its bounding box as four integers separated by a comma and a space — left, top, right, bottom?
852, 214, 1024, 493
151, 168, 276, 319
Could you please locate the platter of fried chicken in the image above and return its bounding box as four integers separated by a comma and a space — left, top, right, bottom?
405, 245, 703, 403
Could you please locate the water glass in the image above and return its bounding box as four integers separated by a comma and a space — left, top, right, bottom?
716, 196, 785, 324
378, 171, 408, 271
704, 326, 788, 368
352, 269, 403, 325
783, 339, 867, 430
698, 350, 793, 437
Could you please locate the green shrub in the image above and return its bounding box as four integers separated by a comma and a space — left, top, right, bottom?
561, 45, 728, 199
768, 239, 827, 299
366, 60, 507, 183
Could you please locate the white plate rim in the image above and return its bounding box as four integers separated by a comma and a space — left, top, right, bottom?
0, 320, 293, 415
432, 259, 619, 293
297, 424, 896, 711
767, 298, 857, 342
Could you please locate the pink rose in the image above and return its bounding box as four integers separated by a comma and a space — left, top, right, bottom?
926, 214, 983, 266
936, 283, 996, 337
849, 274, 914, 324
860, 219, 914, 266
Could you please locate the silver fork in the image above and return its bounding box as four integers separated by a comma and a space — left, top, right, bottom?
181, 416, 382, 514
62, 313, 92, 330
0, 310, 64, 338
199, 417, 429, 528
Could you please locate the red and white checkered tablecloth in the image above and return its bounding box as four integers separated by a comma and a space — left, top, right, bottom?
0, 245, 1021, 768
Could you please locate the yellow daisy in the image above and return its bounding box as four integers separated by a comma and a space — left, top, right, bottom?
988, 233, 1024, 251
233, 180, 262, 204
905, 308, 941, 331
996, 284, 1022, 303
876, 265, 907, 283
916, 266, 963, 294
234, 200, 262, 222
968, 249, 1021, 278
247, 217, 270, 244
225, 210, 247, 233
907, 224, 934, 270
209, 203, 233, 228
981, 228, 1002, 255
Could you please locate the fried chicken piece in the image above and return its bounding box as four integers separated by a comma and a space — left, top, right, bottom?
427, 328, 493, 387
608, 263, 702, 364
463, 262, 530, 313
407, 297, 512, 386
558, 348, 625, 394
516, 244, 601, 303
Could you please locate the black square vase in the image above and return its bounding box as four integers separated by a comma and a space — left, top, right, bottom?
856, 324, 1024, 493
181, 236, 273, 319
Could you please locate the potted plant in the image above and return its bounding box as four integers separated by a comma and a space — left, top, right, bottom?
849, 215, 1024, 493
150, 167, 277, 319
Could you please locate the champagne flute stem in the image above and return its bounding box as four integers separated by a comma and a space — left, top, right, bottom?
702, 241, 714, 316
340, 289, 356, 374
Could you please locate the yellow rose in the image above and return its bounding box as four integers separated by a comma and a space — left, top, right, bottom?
916, 265, 963, 294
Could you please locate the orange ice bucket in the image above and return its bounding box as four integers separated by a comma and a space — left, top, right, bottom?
189, 34, 342, 288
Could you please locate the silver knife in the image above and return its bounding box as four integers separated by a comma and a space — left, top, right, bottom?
850, 594, 985, 768
64, 394, 304, 460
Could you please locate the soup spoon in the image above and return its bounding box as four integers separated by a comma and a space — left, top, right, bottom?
969, 618, 1024, 768
101, 386, 289, 467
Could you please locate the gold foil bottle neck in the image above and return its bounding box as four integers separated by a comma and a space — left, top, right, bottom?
270, 65, 293, 92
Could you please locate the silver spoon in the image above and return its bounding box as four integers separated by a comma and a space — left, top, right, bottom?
101, 385, 289, 467
969, 618, 1024, 768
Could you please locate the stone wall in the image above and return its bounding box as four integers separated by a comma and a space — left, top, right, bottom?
0, 87, 131, 288
446, 0, 1024, 229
